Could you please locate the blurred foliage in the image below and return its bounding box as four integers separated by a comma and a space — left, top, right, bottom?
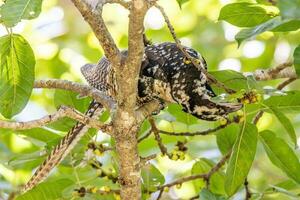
0, 0, 300, 199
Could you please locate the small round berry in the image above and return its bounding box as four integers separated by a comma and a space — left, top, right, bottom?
183, 57, 191, 64
179, 154, 185, 160
163, 187, 170, 192
220, 118, 227, 125
256, 94, 262, 101
236, 110, 244, 117
91, 187, 97, 194
100, 186, 111, 192
171, 154, 179, 161
243, 99, 250, 104
251, 89, 257, 93
239, 116, 245, 123
94, 149, 103, 156
113, 193, 121, 200
176, 184, 182, 189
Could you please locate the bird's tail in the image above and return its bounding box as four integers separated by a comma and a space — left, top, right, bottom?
22, 100, 103, 193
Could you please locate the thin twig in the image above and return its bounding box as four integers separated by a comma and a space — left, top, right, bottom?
189, 195, 199, 200
0, 105, 105, 131
156, 189, 164, 200
252, 110, 264, 125
76, 186, 120, 196
204, 150, 231, 187
34, 79, 115, 110
159, 122, 232, 136
138, 130, 152, 142
277, 77, 297, 90
149, 117, 171, 157
244, 179, 251, 200
140, 154, 156, 167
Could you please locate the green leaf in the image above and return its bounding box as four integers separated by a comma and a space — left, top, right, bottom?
269, 107, 297, 147
16, 179, 74, 200
199, 188, 226, 200
0, 34, 35, 118
210, 70, 248, 92
176, 0, 189, 8
218, 3, 276, 27
216, 124, 239, 155
256, 0, 275, 5
17, 128, 62, 143
167, 103, 199, 125
9, 151, 45, 169
235, 17, 282, 46
294, 45, 300, 76
225, 122, 258, 196
192, 159, 225, 195
54, 90, 91, 113
141, 164, 165, 192
209, 70, 260, 96
263, 91, 300, 113
0, 0, 43, 27
278, 0, 300, 20
259, 130, 300, 184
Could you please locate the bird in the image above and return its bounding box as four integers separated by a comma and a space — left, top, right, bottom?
22, 42, 241, 192
82, 42, 242, 120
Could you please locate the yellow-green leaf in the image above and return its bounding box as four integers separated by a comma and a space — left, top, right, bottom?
260, 130, 300, 184
0, 34, 35, 118
219, 3, 276, 27
269, 107, 297, 147
225, 122, 258, 196
0, 0, 43, 27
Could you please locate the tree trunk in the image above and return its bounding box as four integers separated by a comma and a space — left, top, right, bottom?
114, 110, 141, 200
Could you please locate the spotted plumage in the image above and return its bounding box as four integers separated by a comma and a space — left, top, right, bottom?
82, 42, 241, 120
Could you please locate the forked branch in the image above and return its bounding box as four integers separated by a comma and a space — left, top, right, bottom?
34, 79, 116, 110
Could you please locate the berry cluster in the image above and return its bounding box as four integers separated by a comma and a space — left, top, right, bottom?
237, 89, 262, 104
170, 141, 188, 161
88, 142, 107, 157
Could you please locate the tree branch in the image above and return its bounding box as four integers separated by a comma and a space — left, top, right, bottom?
70, 0, 121, 65
117, 0, 149, 110
244, 178, 251, 200
34, 79, 116, 110
244, 62, 297, 81
149, 117, 171, 158
252, 72, 297, 125
0, 105, 106, 131
159, 122, 232, 136
106, 0, 131, 9
140, 154, 156, 167
111, 1, 152, 199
